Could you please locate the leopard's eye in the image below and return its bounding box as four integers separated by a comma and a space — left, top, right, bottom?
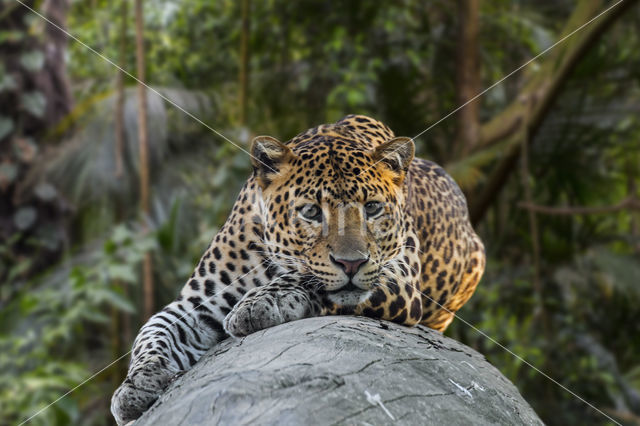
298, 204, 322, 222
364, 201, 384, 218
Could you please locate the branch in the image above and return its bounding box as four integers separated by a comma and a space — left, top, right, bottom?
518, 197, 640, 215
477, 1, 636, 149
469, 0, 639, 225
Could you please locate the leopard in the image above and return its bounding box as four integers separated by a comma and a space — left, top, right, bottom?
111, 115, 485, 425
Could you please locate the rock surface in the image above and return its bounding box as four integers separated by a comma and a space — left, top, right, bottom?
134, 316, 543, 425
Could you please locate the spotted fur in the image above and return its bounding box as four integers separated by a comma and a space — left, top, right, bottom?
111, 115, 485, 424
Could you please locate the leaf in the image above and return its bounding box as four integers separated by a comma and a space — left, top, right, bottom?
13, 137, 38, 163
0, 115, 14, 140
111, 225, 132, 244
20, 50, 45, 72
0, 30, 24, 43
21, 92, 47, 118
91, 288, 136, 313
0, 69, 17, 92
8, 258, 33, 282
589, 248, 640, 301
0, 162, 17, 190
81, 309, 110, 323
34, 182, 57, 201
346, 90, 365, 106
107, 264, 137, 283
13, 206, 37, 230
19, 294, 38, 315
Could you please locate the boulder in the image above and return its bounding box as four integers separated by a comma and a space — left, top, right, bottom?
135, 316, 543, 425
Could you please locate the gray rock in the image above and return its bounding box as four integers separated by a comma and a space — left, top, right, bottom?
134, 316, 543, 426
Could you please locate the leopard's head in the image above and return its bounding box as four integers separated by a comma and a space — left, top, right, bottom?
250, 126, 414, 305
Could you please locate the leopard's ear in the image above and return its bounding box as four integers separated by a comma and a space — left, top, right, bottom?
373, 137, 414, 175
250, 136, 293, 186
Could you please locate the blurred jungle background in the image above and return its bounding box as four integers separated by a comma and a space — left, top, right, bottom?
1, 0, 640, 424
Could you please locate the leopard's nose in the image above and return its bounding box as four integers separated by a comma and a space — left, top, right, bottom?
330, 255, 369, 277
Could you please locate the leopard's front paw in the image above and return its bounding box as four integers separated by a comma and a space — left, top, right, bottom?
111, 360, 178, 425
223, 285, 316, 337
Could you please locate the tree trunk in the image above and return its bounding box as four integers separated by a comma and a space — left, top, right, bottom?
238, 0, 250, 127
0, 0, 73, 286
40, 0, 74, 125
134, 317, 543, 426
627, 159, 640, 255
134, 0, 154, 320
454, 0, 480, 159
112, 0, 132, 382
114, 0, 128, 178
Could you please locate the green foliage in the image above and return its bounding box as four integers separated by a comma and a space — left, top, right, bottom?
447, 19, 640, 420
0, 226, 154, 425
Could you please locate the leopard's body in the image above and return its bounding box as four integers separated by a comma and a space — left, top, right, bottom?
111, 115, 485, 424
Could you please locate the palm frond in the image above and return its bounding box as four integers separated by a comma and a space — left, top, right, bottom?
22, 87, 215, 208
